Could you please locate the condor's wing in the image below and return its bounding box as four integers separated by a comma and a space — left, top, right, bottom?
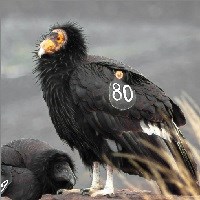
1, 165, 12, 194
1, 165, 41, 199
70, 55, 197, 181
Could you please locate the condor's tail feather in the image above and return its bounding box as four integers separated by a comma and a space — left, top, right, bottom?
169, 122, 197, 178
164, 122, 199, 195
110, 120, 199, 195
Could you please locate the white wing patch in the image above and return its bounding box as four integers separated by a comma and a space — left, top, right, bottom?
140, 120, 171, 141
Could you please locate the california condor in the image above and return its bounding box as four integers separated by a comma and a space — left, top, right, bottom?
1, 139, 76, 200
34, 22, 199, 196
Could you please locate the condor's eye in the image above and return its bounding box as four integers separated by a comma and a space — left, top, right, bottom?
53, 29, 67, 45
55, 164, 61, 169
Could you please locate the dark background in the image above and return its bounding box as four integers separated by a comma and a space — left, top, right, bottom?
1, 0, 200, 193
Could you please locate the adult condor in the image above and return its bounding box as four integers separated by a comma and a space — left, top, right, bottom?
1, 139, 76, 200
35, 22, 199, 196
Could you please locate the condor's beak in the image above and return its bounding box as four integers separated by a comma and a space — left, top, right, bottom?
69, 172, 76, 187
64, 167, 76, 187
55, 164, 76, 187
38, 39, 56, 58
38, 47, 45, 58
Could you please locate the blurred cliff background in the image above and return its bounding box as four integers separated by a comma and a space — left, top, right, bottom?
1, 0, 200, 193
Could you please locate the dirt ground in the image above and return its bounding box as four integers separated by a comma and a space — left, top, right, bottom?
39, 189, 200, 200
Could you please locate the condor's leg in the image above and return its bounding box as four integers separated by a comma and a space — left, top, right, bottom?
90, 165, 114, 197
81, 162, 103, 195
90, 161, 103, 190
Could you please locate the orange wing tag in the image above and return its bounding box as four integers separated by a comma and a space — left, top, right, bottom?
115, 71, 123, 79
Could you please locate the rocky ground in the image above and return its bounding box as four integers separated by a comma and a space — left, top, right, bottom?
39, 189, 200, 200
2, 189, 200, 199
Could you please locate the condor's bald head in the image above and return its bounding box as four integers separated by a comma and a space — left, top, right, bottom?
38, 22, 87, 62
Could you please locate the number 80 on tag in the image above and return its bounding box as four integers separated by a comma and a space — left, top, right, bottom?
109, 81, 136, 110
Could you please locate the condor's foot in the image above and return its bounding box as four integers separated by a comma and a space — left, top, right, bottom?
81, 183, 104, 195
57, 188, 81, 195
90, 187, 115, 197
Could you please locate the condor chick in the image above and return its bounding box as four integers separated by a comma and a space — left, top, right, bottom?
1, 139, 76, 200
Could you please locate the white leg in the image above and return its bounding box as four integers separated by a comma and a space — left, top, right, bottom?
91, 165, 114, 197
104, 165, 114, 191
81, 162, 103, 195
91, 162, 102, 189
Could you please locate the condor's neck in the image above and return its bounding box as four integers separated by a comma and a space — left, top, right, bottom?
36, 54, 86, 89
37, 61, 75, 91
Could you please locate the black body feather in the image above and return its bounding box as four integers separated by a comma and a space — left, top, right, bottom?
1, 164, 41, 200
34, 22, 199, 195
1, 139, 76, 200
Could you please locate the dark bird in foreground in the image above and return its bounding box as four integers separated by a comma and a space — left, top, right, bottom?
1, 164, 41, 200
1, 139, 76, 200
35, 22, 199, 196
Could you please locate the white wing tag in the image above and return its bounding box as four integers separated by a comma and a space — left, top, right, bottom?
1, 179, 9, 194
109, 79, 136, 110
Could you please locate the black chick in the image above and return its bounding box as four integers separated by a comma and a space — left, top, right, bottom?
1, 139, 76, 200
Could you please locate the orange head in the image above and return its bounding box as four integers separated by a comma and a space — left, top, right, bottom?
38, 29, 67, 58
